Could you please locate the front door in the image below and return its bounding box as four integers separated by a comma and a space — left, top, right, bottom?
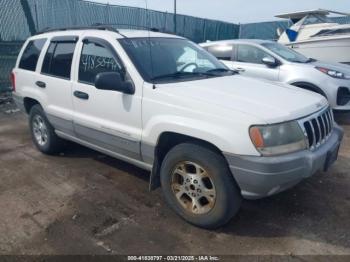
72, 36, 142, 160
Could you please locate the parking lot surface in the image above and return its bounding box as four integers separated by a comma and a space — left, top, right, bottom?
0, 103, 349, 255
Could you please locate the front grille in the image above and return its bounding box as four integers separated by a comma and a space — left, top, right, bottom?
299, 107, 334, 150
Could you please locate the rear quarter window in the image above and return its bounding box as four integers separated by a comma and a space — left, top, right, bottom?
19, 38, 47, 71
207, 44, 233, 61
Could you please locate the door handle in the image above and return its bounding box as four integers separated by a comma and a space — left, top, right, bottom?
236, 67, 246, 72
35, 81, 46, 88
74, 91, 89, 100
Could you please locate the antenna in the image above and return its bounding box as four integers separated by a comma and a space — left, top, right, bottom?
174, 0, 177, 34
145, 0, 155, 83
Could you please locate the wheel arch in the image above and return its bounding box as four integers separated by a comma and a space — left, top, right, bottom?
291, 81, 328, 99
149, 131, 229, 191
23, 97, 41, 114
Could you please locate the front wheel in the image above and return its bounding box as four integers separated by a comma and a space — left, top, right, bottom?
160, 143, 242, 229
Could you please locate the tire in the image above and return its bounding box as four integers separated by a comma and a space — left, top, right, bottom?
160, 143, 242, 229
29, 104, 64, 154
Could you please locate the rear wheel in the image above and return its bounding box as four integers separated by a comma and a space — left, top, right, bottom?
29, 105, 64, 154
160, 143, 242, 229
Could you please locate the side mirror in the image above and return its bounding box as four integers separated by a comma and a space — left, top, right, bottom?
262, 56, 278, 67
95, 72, 135, 95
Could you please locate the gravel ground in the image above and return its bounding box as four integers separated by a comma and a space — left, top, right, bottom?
0, 99, 349, 257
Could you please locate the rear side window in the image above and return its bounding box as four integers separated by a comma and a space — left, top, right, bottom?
207, 44, 233, 61
19, 39, 46, 71
42, 42, 76, 79
79, 41, 123, 85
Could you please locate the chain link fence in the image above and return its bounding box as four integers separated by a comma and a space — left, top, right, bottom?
0, 0, 240, 42
0, 0, 241, 91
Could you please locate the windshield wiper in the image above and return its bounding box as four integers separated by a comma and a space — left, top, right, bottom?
205, 68, 237, 75
151, 72, 209, 81
150, 69, 234, 82
291, 58, 316, 63
306, 58, 316, 63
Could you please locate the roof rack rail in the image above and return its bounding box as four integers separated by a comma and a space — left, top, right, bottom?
35, 24, 174, 38
92, 23, 161, 32
35, 25, 127, 38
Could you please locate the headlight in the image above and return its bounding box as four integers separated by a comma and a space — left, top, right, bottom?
316, 66, 349, 79
249, 121, 307, 156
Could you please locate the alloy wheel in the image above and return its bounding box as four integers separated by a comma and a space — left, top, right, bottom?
32, 115, 48, 146
171, 161, 216, 215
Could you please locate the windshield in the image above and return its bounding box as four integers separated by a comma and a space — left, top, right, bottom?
261, 42, 310, 63
302, 14, 333, 25
119, 37, 231, 83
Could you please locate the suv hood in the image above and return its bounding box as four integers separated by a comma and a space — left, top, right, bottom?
157, 75, 328, 124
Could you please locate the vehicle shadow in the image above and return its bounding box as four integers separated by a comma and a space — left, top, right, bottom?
220, 156, 350, 249
59, 142, 150, 183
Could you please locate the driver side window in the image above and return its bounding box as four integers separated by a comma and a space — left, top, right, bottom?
236, 45, 272, 64
79, 40, 123, 85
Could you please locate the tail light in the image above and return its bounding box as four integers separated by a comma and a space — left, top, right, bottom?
10, 72, 16, 92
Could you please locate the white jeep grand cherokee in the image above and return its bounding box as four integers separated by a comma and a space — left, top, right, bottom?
11, 27, 343, 228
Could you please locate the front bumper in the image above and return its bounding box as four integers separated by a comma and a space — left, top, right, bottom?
225, 125, 344, 199
335, 86, 350, 110
323, 79, 350, 110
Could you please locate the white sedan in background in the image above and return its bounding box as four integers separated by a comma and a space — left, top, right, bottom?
201, 39, 350, 111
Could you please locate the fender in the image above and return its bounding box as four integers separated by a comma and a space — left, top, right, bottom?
142, 115, 259, 157
142, 116, 260, 191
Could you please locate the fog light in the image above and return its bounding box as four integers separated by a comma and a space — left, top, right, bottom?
337, 87, 350, 106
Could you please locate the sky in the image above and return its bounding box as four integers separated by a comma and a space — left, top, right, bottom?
90, 0, 350, 24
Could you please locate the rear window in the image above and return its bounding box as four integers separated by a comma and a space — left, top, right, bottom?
41, 42, 76, 79
19, 39, 46, 71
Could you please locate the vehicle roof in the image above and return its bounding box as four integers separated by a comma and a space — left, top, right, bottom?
200, 39, 274, 47
275, 9, 350, 19
29, 28, 182, 40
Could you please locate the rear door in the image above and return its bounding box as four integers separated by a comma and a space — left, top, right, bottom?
231, 44, 280, 81
14, 38, 47, 99
36, 36, 78, 135
71, 35, 143, 160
